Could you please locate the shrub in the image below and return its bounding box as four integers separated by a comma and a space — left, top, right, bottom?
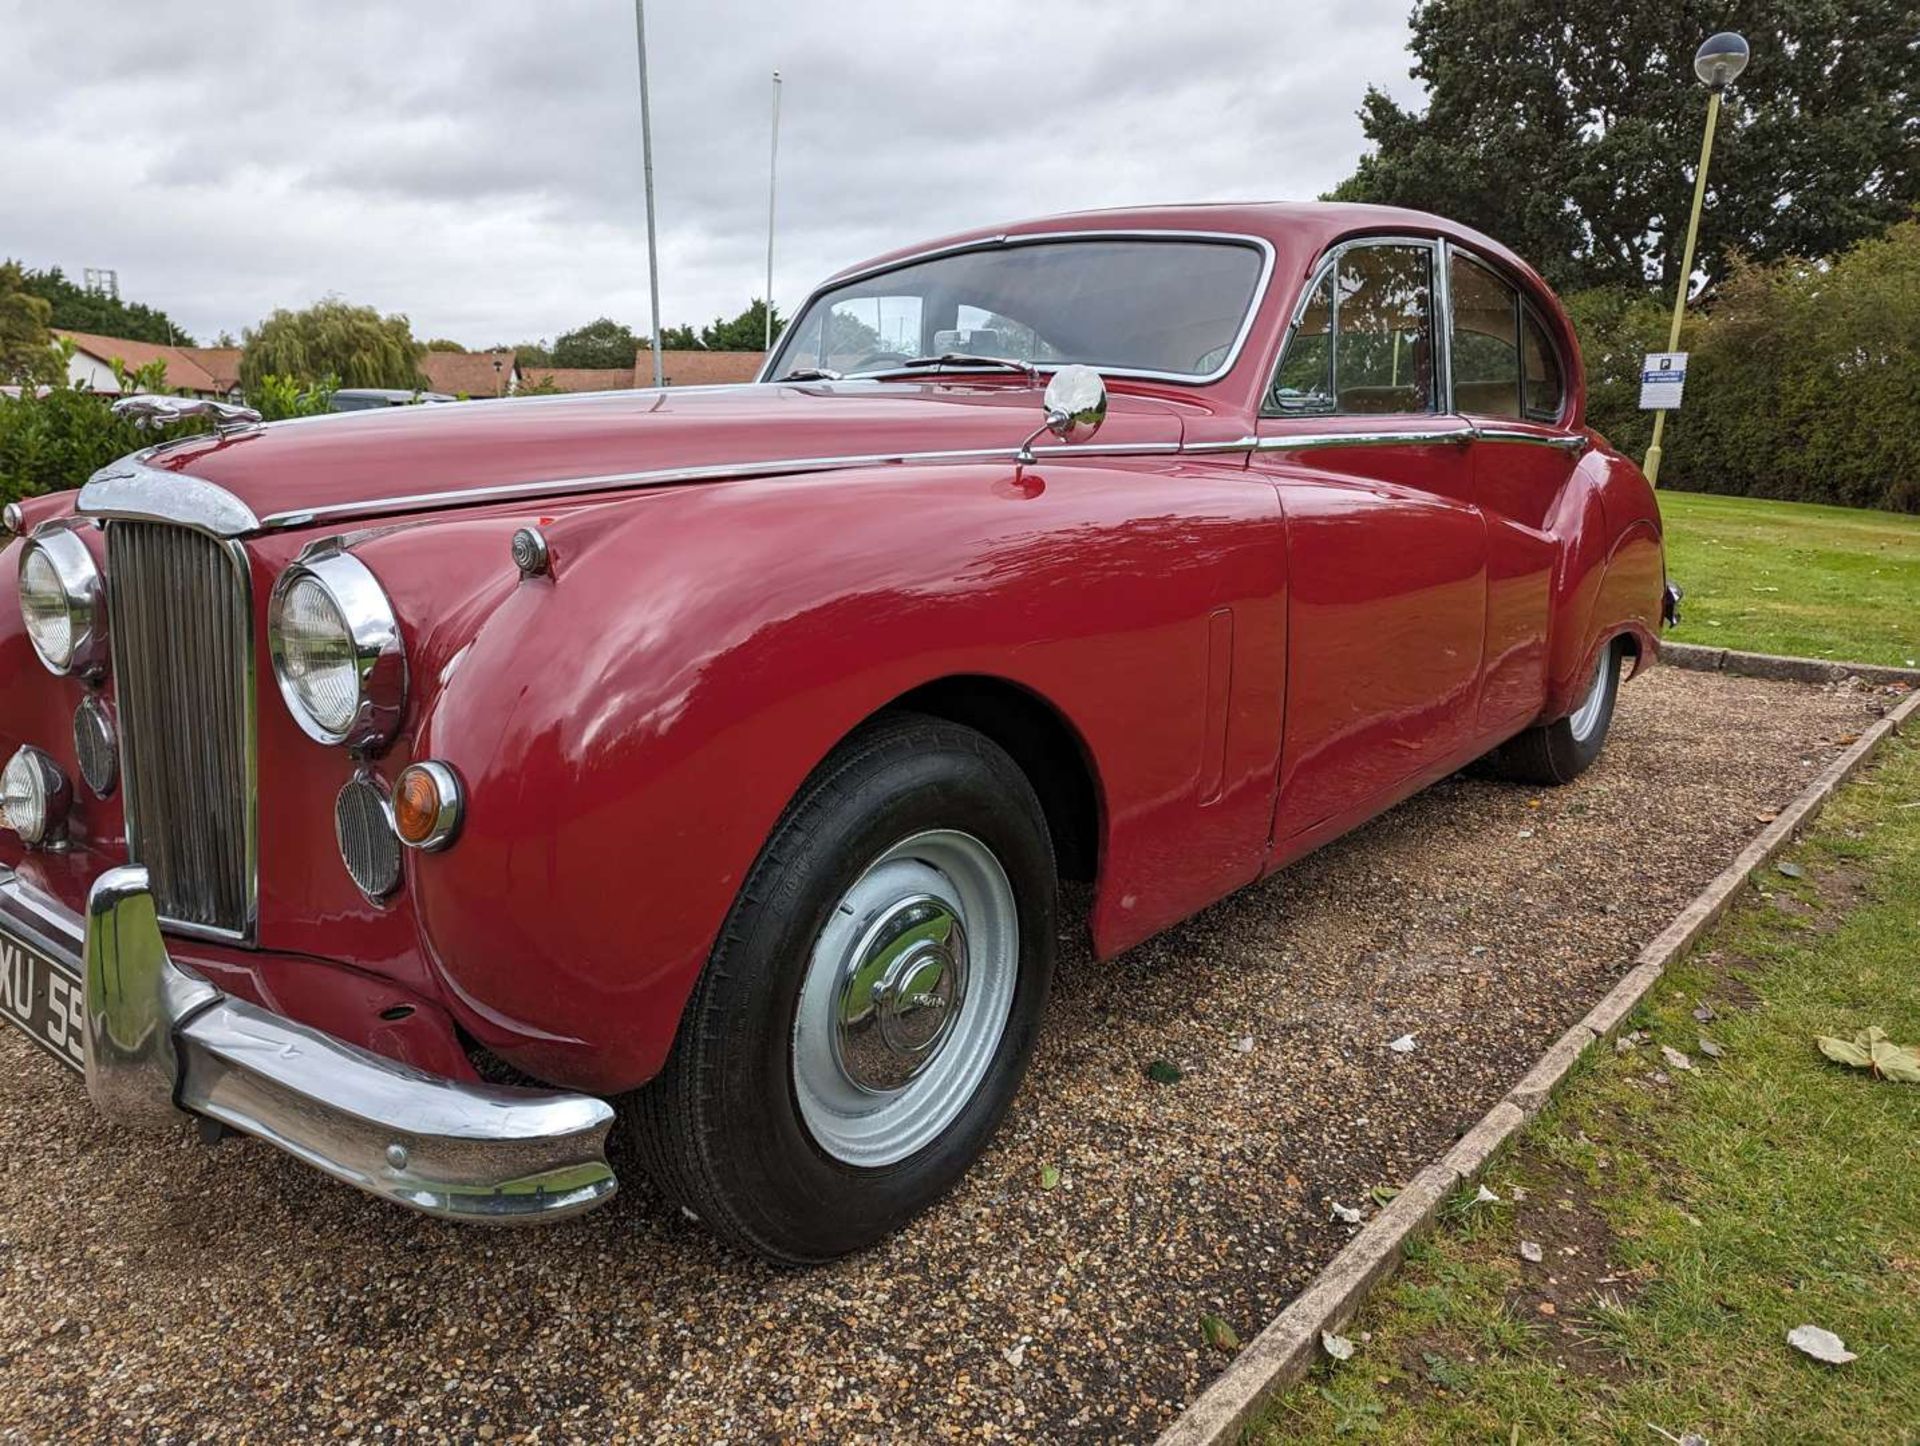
0, 372, 335, 506
1570, 221, 1920, 513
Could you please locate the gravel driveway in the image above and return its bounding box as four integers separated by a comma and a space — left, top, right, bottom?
0, 668, 1892, 1444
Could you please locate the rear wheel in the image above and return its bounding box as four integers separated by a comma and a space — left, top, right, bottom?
1482, 639, 1625, 786
625, 713, 1056, 1262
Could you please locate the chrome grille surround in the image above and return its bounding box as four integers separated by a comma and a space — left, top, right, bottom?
105, 521, 258, 940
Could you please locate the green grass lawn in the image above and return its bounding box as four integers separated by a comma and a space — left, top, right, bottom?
1658, 490, 1920, 668
1255, 730, 1920, 1443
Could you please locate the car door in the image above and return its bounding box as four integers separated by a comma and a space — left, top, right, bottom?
1443, 243, 1587, 735
1253, 237, 1489, 861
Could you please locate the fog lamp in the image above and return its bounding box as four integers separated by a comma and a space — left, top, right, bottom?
1, 747, 72, 847
393, 761, 463, 851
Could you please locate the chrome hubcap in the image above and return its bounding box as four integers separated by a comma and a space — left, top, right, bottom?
1568, 648, 1613, 743
793, 830, 1017, 1167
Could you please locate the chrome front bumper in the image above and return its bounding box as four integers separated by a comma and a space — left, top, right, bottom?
1, 862, 617, 1223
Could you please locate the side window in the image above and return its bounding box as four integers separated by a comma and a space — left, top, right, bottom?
1521, 306, 1565, 421
1447, 254, 1520, 419
1265, 243, 1437, 416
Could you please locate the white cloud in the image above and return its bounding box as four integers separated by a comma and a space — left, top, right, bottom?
1, 0, 1421, 346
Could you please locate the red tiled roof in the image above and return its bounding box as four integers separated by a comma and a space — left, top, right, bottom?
633, 350, 764, 387
420, 350, 517, 398
520, 367, 635, 393
57, 330, 225, 395
177, 346, 243, 393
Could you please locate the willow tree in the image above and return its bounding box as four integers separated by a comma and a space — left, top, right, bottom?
239, 298, 425, 391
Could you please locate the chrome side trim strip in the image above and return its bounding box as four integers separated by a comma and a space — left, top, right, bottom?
761, 228, 1279, 388
256, 440, 1188, 530
79, 459, 262, 538
1253, 427, 1473, 452
1471, 426, 1589, 453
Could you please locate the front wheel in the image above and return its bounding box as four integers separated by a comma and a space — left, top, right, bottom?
624, 713, 1057, 1262
1482, 638, 1625, 786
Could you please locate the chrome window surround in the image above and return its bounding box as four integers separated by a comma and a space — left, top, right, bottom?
18, 522, 110, 678
267, 546, 409, 751
759, 228, 1279, 388
106, 525, 260, 944
1259, 234, 1578, 436
1261, 233, 1449, 421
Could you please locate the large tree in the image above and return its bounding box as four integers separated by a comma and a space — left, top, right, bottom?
552, 317, 641, 368
1, 261, 64, 386
14, 264, 193, 346
240, 298, 424, 390
1331, 2, 1919, 292
700, 299, 782, 351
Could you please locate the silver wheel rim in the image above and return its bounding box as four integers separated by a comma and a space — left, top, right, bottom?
1567, 647, 1613, 743
792, 829, 1018, 1168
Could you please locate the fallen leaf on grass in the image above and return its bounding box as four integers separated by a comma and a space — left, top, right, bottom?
1698, 1037, 1725, 1059
1519, 1240, 1544, 1263
1320, 1330, 1354, 1361
1692, 1003, 1717, 1023
1370, 1184, 1400, 1206
1473, 1185, 1500, 1205
1660, 1045, 1694, 1072
1816, 1027, 1920, 1082
1786, 1324, 1857, 1364
1201, 1315, 1240, 1353
1776, 861, 1806, 879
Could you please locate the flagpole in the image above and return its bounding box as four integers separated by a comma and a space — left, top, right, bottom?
634, 0, 665, 388
764, 69, 782, 353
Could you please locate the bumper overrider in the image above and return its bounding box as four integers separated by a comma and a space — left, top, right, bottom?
1, 862, 617, 1223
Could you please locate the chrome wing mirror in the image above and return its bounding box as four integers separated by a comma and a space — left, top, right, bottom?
112, 395, 264, 433
1018, 365, 1107, 463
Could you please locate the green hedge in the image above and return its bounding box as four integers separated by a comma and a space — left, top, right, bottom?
0, 374, 333, 509
1570, 220, 1920, 514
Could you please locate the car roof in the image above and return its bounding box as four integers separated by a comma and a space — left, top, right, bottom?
821, 201, 1548, 299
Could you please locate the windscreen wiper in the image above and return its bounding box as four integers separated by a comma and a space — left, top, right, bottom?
869, 354, 1038, 379
772, 366, 841, 382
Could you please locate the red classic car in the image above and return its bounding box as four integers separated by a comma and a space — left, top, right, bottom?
0, 204, 1670, 1260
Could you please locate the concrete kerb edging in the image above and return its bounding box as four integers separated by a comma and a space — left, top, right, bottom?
1156, 668, 1920, 1446
1663, 640, 1920, 689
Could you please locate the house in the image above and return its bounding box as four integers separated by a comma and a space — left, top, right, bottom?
633, 350, 764, 387
56, 330, 242, 400
419, 349, 520, 399
519, 366, 635, 394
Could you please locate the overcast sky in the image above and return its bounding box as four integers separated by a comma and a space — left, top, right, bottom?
3, 0, 1420, 349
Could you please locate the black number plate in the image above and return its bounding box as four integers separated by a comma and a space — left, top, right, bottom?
0, 926, 86, 1073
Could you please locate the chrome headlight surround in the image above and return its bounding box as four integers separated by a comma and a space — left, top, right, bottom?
18, 527, 108, 678
267, 550, 407, 751
2, 746, 72, 847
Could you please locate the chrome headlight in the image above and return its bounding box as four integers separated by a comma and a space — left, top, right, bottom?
268, 551, 407, 750
1, 746, 72, 846
18, 529, 107, 677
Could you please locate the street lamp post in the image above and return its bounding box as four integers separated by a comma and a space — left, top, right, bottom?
1643, 31, 1749, 487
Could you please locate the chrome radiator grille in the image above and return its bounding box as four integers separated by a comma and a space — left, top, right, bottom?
106, 522, 256, 937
